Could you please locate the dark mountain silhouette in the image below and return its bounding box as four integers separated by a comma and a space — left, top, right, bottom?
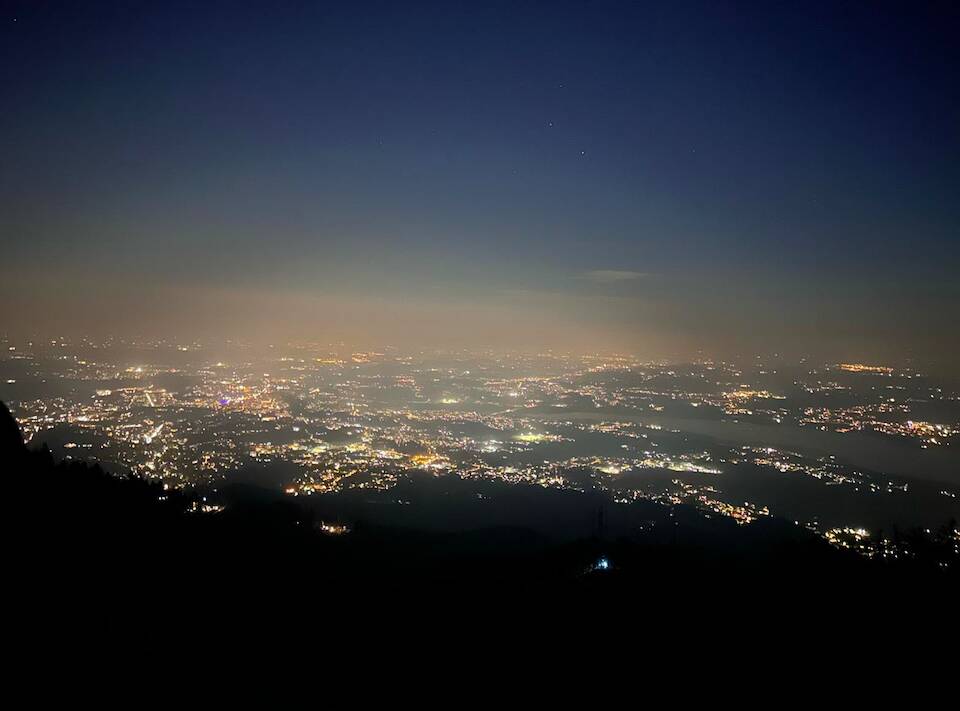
2, 401, 955, 636
0, 401, 24, 456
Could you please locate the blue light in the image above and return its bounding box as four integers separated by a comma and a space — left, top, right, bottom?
596, 557, 610, 570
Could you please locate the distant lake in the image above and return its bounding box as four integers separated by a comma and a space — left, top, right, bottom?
538, 412, 960, 485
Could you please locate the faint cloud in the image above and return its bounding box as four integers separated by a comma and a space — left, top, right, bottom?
582, 270, 648, 284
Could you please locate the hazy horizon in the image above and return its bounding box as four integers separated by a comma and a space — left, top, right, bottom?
3, 2, 959, 369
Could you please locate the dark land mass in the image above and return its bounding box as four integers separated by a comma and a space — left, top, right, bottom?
2, 400, 955, 639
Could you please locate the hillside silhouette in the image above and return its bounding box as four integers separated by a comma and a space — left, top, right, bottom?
2, 400, 955, 633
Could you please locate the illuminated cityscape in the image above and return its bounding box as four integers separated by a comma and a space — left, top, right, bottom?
3, 338, 957, 568
2, 2, 958, 626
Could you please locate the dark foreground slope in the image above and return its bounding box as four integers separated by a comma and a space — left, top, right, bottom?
2, 401, 955, 635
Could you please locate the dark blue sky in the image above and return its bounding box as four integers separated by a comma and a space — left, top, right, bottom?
2, 1, 958, 362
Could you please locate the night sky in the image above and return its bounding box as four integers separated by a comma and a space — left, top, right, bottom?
2, 1, 958, 365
